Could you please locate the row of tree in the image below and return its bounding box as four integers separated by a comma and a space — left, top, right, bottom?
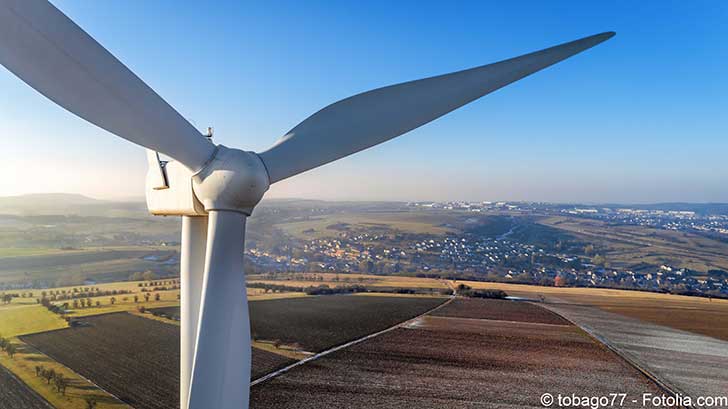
34, 365, 68, 395
33, 365, 98, 408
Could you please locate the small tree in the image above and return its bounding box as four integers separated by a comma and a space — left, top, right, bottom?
35, 365, 42, 377
95, 300, 101, 307
134, 295, 139, 303
44, 368, 55, 385
53, 373, 67, 395
144, 293, 150, 302
110, 297, 116, 305
85, 398, 97, 409
154, 293, 161, 301
6, 343, 16, 359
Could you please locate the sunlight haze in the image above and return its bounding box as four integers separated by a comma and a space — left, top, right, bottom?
1, 0, 726, 203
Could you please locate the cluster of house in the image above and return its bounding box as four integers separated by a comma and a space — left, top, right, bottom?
245, 229, 727, 297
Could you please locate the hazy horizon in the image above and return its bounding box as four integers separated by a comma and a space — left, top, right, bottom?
4, 191, 728, 207
2, 1, 727, 203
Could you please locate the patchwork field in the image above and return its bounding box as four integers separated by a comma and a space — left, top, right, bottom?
0, 364, 52, 409
21, 314, 180, 409
250, 298, 667, 409
14, 295, 443, 409
451, 280, 728, 341
152, 295, 446, 353
19, 313, 296, 409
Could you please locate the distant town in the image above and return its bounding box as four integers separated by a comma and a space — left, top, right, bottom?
246, 201, 728, 298
1, 195, 727, 298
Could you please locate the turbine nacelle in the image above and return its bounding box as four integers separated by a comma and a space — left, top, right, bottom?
146, 146, 269, 216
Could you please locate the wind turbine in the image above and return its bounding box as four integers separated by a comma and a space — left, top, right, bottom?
0, 1, 613, 408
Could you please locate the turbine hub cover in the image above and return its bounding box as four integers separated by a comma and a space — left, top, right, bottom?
192, 145, 270, 215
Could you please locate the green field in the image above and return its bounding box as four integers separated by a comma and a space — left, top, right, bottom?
0, 305, 67, 337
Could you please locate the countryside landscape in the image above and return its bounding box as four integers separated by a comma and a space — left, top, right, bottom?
2, 0, 727, 407
1, 194, 727, 408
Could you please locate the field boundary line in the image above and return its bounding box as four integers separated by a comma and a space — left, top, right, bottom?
538, 302, 694, 409
251, 295, 454, 387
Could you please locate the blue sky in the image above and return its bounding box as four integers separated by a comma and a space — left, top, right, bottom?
1, 0, 727, 203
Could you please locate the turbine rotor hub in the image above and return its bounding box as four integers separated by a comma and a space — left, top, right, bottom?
192, 145, 270, 215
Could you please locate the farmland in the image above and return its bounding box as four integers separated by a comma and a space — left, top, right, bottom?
0, 305, 67, 337
151, 295, 446, 353
539, 215, 728, 272
274, 212, 459, 239
249, 295, 445, 352
451, 280, 728, 341
248, 272, 449, 291
0, 248, 179, 285
250, 298, 666, 409
21, 314, 180, 409
15, 295, 443, 409
18, 313, 296, 409
431, 298, 569, 325
0, 364, 52, 409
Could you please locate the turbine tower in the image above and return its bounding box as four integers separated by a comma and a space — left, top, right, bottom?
0, 1, 614, 408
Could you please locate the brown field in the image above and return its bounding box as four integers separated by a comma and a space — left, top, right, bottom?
432, 298, 569, 325
540, 216, 728, 272
250, 299, 667, 409
453, 280, 728, 341
20, 313, 294, 409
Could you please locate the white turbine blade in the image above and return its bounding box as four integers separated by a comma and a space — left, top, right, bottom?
180, 216, 208, 409
259, 31, 614, 183
0, 0, 215, 171
188, 211, 250, 409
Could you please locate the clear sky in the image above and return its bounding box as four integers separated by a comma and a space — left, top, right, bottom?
1, 0, 727, 203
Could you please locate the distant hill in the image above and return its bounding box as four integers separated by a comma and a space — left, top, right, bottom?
0, 193, 147, 217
